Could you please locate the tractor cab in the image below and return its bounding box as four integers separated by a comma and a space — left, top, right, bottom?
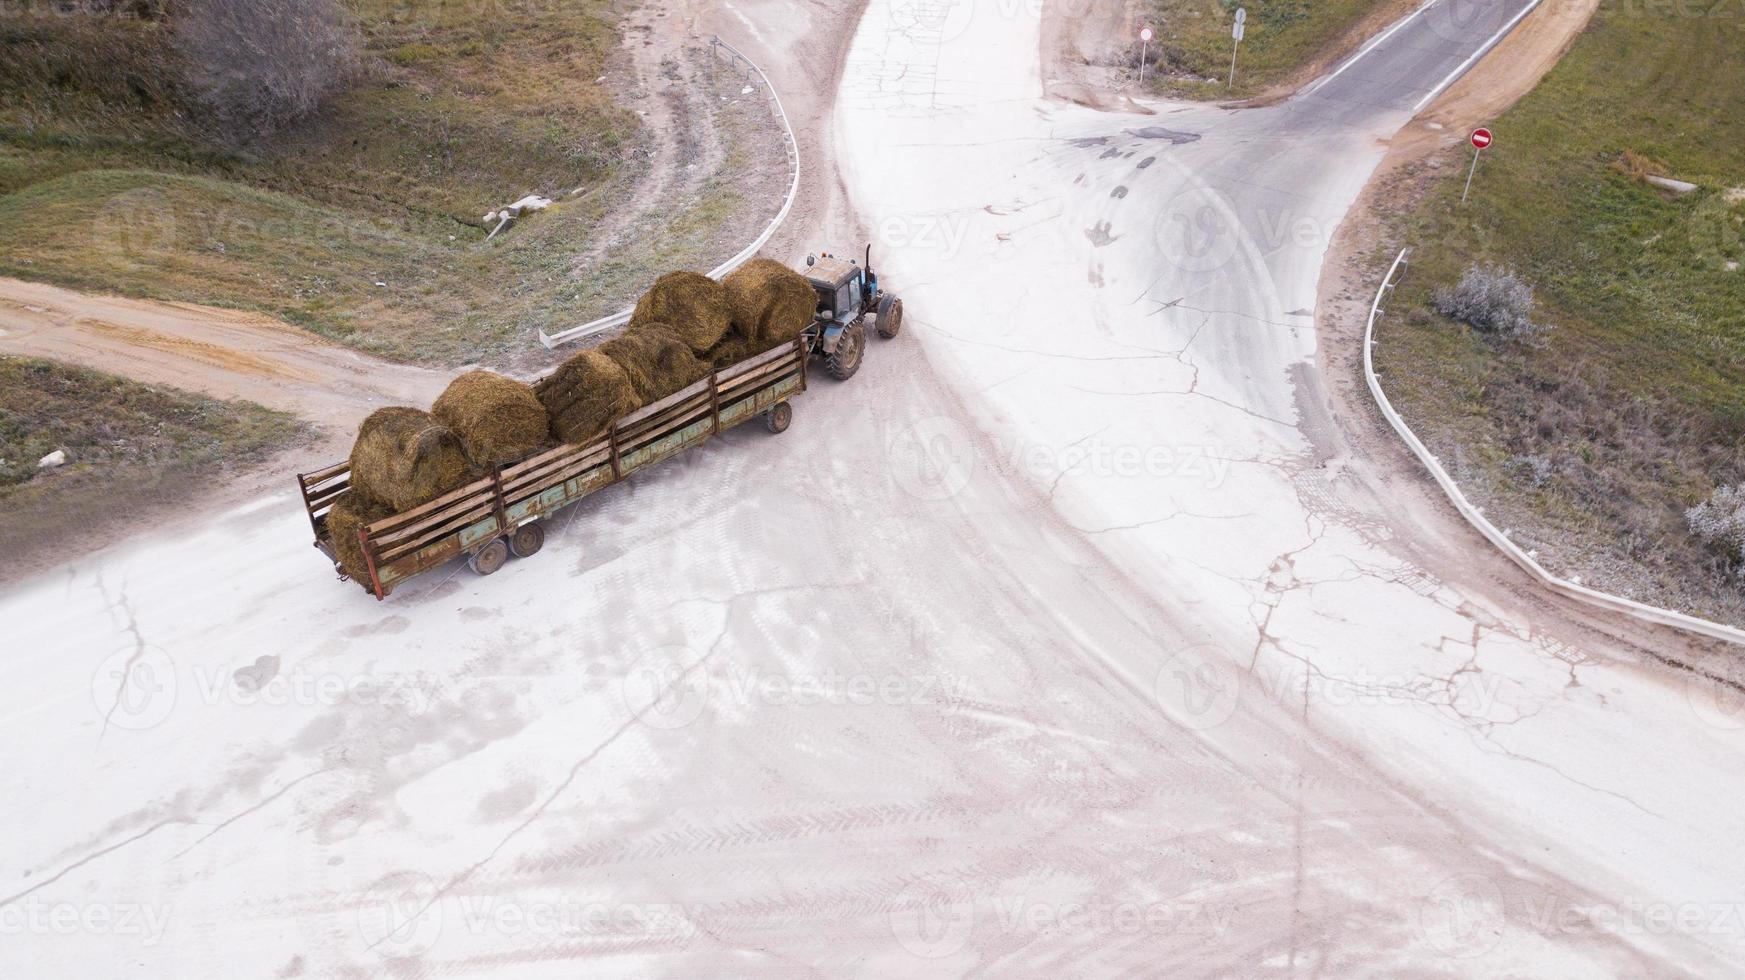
803, 254, 866, 325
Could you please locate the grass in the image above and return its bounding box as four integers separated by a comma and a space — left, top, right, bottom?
1375, 0, 1745, 621
0, 356, 307, 563
0, 1, 781, 365
1138, 0, 1405, 99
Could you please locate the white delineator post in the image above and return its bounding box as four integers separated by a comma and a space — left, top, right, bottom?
1463, 127, 1493, 204
1229, 8, 1246, 88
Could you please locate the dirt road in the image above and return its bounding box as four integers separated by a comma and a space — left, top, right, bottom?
0, 277, 446, 444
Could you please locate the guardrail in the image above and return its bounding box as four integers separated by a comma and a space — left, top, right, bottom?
539, 35, 802, 349
1364, 246, 1745, 647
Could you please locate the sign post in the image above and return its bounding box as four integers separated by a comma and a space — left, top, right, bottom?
1229, 8, 1246, 88
1462, 128, 1492, 204
1139, 26, 1153, 84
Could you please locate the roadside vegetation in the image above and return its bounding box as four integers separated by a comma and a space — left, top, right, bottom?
1375, 1, 1745, 622
0, 0, 784, 365
0, 356, 306, 566
1138, 0, 1412, 99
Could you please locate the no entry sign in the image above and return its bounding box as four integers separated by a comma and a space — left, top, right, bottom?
1471, 128, 1493, 149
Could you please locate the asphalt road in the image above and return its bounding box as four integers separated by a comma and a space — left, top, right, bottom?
2, 0, 1741, 976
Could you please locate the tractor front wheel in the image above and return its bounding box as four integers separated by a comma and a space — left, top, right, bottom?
825, 319, 865, 381
876, 295, 903, 338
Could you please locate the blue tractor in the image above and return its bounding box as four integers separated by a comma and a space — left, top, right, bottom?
801, 245, 903, 380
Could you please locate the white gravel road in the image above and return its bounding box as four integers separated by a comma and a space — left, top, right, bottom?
3, 0, 1743, 976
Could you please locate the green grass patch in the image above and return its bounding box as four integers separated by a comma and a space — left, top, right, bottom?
1376, 0, 1745, 618
1138, 0, 1400, 99
0, 2, 774, 366
0, 355, 307, 566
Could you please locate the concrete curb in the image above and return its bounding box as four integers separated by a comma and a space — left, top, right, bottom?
540, 35, 801, 349
1364, 246, 1745, 647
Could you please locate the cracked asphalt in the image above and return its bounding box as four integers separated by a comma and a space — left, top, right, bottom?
2, 0, 1744, 975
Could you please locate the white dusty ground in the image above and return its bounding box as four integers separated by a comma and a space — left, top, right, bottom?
4, 0, 1745, 976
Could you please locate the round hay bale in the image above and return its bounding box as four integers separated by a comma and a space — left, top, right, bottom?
600, 323, 710, 403
722, 258, 816, 346
630, 270, 731, 354
348, 407, 478, 513
704, 331, 771, 372
533, 349, 641, 444
431, 370, 550, 466
327, 493, 397, 582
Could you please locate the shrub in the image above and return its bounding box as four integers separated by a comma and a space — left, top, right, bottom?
1687, 483, 1745, 561
172, 0, 360, 138
1432, 263, 1540, 338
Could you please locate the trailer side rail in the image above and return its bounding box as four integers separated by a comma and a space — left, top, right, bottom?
297, 338, 807, 598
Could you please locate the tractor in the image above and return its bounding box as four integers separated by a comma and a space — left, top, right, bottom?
800, 245, 902, 380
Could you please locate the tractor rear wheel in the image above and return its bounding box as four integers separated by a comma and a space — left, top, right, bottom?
876, 295, 903, 338
825, 319, 865, 381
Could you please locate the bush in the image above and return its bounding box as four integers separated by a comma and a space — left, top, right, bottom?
1432, 263, 1540, 338
1687, 483, 1745, 561
172, 0, 360, 138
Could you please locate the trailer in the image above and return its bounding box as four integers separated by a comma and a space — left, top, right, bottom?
297, 338, 807, 600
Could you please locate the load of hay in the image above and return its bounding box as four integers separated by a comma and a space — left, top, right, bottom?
348, 407, 478, 513
533, 349, 642, 445
326, 493, 397, 581
599, 323, 710, 403
432, 370, 550, 466
630, 270, 732, 354
721, 258, 816, 348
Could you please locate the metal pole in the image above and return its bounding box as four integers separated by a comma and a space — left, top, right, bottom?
1228, 39, 1240, 88
1461, 146, 1481, 204
1140, 38, 1148, 83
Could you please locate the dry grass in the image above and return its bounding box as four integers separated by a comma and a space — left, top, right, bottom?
0, 354, 306, 568
1376, 1, 1745, 621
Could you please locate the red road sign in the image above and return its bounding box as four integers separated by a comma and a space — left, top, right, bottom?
1471, 128, 1493, 149
1140, 26, 1153, 41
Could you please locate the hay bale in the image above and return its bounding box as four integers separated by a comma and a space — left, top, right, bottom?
630, 270, 731, 354
348, 407, 477, 512
432, 370, 550, 466
327, 493, 397, 582
600, 323, 710, 403
722, 258, 816, 346
704, 330, 776, 372
533, 349, 641, 444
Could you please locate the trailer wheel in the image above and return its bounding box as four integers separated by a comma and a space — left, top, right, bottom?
509, 521, 545, 558
764, 401, 792, 434
876, 295, 903, 338
825, 318, 865, 380
469, 537, 509, 576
